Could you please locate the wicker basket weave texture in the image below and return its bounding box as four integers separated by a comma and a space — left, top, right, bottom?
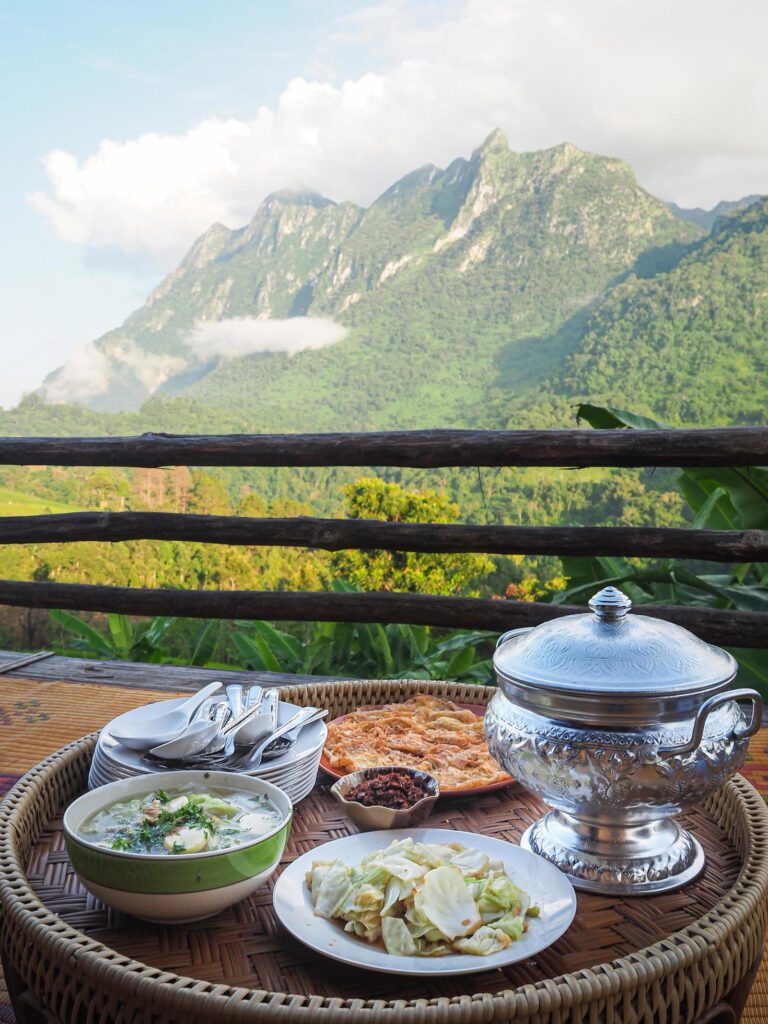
1, 679, 767, 1024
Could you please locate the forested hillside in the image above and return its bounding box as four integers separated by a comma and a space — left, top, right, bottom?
556, 197, 768, 423
0, 460, 684, 652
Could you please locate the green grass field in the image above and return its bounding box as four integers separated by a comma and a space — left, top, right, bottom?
0, 487, 76, 516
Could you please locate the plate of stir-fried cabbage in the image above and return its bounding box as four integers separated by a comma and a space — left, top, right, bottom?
272, 829, 576, 975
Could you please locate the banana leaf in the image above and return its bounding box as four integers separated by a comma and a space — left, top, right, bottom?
576, 404, 669, 430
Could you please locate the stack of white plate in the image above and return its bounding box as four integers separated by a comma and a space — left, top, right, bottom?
88, 698, 326, 804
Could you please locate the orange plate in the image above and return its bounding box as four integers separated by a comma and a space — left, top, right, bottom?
319, 702, 515, 797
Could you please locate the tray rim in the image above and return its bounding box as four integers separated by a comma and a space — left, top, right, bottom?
2, 677, 768, 1024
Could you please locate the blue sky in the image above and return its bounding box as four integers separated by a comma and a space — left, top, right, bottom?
1, 0, 766, 409
0, 0, 374, 406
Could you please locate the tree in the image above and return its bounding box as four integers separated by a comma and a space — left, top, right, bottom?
188, 471, 232, 515
331, 477, 494, 596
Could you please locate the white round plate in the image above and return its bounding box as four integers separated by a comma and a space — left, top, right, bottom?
98, 698, 326, 776
272, 827, 576, 976
89, 736, 323, 800
89, 751, 319, 783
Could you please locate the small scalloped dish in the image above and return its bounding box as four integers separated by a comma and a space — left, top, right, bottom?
331, 767, 439, 831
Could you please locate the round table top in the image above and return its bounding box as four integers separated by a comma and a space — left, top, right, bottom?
23, 762, 744, 1001
3, 677, 768, 1024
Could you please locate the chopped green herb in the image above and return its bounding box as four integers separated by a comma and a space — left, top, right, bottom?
82, 785, 281, 856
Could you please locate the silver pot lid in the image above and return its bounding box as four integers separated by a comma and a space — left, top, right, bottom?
494, 586, 737, 699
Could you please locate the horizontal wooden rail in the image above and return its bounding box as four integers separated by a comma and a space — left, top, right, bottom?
1, 428, 768, 468
0, 579, 763, 646
3, 511, 767, 563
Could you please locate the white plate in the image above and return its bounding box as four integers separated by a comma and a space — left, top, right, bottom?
89, 739, 323, 801
272, 828, 576, 977
88, 759, 319, 792
98, 699, 326, 777
88, 764, 319, 804
91, 743, 322, 782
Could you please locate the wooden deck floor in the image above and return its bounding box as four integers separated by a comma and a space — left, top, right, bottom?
0, 648, 344, 692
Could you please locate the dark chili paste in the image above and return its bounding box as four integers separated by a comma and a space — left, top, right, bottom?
345, 770, 430, 808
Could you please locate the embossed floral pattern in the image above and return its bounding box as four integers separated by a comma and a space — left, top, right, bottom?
495, 610, 734, 691
524, 816, 702, 888
485, 694, 749, 814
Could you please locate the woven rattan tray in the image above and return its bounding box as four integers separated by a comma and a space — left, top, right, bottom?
2, 679, 768, 1024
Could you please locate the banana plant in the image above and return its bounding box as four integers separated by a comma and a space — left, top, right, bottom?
230, 616, 495, 683
49, 611, 230, 667
229, 582, 495, 682
551, 404, 768, 693
49, 610, 175, 662
49, 584, 496, 683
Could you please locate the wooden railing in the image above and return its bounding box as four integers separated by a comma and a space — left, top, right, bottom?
1, 428, 767, 647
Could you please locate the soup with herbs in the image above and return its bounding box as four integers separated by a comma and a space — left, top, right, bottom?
78, 785, 283, 855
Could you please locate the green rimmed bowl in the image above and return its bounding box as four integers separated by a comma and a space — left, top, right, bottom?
63, 770, 292, 923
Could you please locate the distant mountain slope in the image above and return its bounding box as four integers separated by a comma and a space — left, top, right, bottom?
668, 195, 764, 232
43, 130, 700, 421
45, 192, 364, 410
556, 197, 768, 423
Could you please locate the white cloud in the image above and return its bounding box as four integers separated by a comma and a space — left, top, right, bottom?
110, 342, 185, 392
42, 317, 346, 404
30, 0, 768, 262
184, 317, 348, 360
44, 342, 112, 403
44, 339, 185, 403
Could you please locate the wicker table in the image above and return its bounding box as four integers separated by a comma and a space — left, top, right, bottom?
2, 680, 768, 1024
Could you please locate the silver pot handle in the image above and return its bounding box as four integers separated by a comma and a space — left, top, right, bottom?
660, 688, 763, 757
495, 627, 532, 649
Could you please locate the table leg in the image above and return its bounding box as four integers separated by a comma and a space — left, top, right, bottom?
1, 951, 58, 1024
695, 947, 763, 1024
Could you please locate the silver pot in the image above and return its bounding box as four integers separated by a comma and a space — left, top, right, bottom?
484, 586, 763, 894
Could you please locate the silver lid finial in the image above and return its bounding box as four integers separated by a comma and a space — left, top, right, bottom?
588, 586, 632, 621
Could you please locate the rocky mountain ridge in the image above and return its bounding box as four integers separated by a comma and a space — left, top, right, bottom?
668, 194, 763, 232
44, 130, 702, 419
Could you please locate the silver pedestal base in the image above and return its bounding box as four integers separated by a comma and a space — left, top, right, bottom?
521, 811, 706, 895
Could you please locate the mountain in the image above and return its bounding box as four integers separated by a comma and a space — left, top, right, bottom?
669, 195, 764, 232
43, 130, 701, 423
555, 196, 768, 423
10, 153, 768, 541
45, 192, 364, 411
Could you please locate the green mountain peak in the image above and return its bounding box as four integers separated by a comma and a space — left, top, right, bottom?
669, 194, 765, 233
475, 127, 509, 155
259, 189, 336, 210
42, 133, 706, 420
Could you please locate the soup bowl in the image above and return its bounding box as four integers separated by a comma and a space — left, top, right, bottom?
63, 770, 293, 923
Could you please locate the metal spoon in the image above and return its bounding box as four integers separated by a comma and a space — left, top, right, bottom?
216, 706, 328, 770
262, 688, 280, 730
244, 684, 263, 709
147, 699, 263, 761
215, 699, 274, 759
226, 684, 244, 720
235, 687, 278, 746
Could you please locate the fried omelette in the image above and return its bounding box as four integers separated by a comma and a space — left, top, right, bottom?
323, 694, 512, 790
